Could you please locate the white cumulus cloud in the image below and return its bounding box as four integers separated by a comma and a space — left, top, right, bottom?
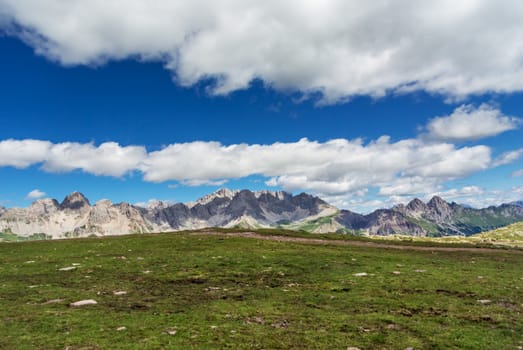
3, 1, 523, 102
42, 142, 147, 177
0, 139, 146, 177
26, 189, 46, 199
425, 104, 520, 142
0, 139, 52, 168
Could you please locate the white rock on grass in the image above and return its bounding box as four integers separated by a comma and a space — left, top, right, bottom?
353, 272, 368, 277
164, 328, 177, 335
59, 266, 76, 271
116, 326, 127, 331
113, 291, 127, 296
70, 299, 98, 307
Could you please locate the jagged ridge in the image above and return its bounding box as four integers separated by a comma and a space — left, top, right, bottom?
1, 190, 522, 239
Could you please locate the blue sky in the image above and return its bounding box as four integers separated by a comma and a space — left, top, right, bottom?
0, 1, 522, 212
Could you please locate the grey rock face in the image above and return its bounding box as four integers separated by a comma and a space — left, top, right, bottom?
60, 192, 90, 210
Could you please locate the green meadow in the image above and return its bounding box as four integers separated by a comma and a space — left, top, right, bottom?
0, 230, 522, 349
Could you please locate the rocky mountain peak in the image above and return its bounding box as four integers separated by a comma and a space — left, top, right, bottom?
406, 198, 426, 211
254, 190, 288, 200
29, 198, 60, 215
426, 195, 453, 221
427, 196, 449, 209
60, 192, 90, 210
189, 188, 240, 207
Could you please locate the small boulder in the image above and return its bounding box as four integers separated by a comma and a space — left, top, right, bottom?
59, 266, 76, 271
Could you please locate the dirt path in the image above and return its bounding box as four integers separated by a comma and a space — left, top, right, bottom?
192, 231, 523, 254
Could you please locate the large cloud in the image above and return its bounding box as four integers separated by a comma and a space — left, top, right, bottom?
2, 1, 523, 102
0, 136, 494, 196
1, 134, 522, 210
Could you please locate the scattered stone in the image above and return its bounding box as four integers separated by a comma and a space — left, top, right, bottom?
351, 258, 357, 261
272, 319, 289, 328
70, 299, 98, 307
113, 290, 127, 296
477, 299, 492, 305
116, 326, 126, 331
117, 256, 127, 260
405, 347, 415, 350
392, 271, 401, 275
347, 347, 361, 350
28, 285, 39, 288
246, 317, 266, 325
414, 269, 426, 273
164, 328, 177, 335
210, 325, 218, 329
137, 257, 144, 260
396, 264, 404, 267
72, 263, 81, 266
42, 298, 65, 305
353, 272, 368, 277
386, 324, 398, 330
143, 270, 152, 274
24, 260, 35, 264
477, 276, 484, 279
59, 266, 76, 271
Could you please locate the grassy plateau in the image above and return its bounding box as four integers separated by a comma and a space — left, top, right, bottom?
0, 229, 522, 349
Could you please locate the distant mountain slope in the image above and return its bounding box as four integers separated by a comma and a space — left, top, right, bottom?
335, 196, 523, 237
1, 190, 522, 239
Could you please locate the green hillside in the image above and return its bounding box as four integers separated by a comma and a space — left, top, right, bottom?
1, 230, 522, 349
475, 221, 523, 242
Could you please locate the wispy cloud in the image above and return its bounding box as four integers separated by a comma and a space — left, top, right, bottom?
26, 189, 46, 199
3, 1, 523, 103
492, 148, 523, 167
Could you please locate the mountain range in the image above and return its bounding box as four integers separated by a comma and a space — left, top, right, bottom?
1, 189, 522, 239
